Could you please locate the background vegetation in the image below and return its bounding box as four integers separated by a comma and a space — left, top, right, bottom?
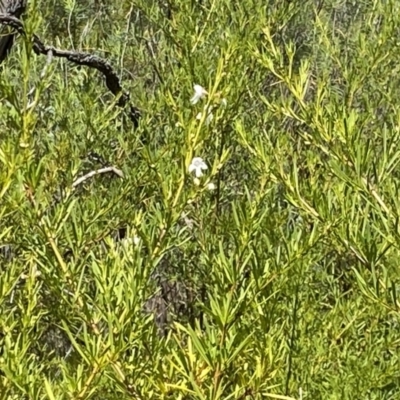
1, 0, 400, 398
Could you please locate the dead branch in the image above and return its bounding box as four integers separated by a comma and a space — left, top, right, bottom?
0, 14, 141, 126
72, 166, 124, 188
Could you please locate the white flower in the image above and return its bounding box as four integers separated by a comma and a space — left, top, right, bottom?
188, 157, 208, 178
207, 182, 216, 191
190, 84, 208, 105
196, 106, 214, 125
121, 235, 140, 248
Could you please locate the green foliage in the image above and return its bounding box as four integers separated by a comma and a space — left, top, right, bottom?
1, 0, 400, 398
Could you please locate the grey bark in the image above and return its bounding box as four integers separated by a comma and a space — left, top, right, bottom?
0, 0, 26, 64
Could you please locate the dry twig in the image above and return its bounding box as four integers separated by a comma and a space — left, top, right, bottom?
0, 14, 141, 126
72, 166, 124, 188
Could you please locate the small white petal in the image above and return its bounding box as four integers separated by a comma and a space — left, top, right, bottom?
190, 84, 207, 104
193, 177, 201, 186
195, 168, 203, 178
194, 84, 207, 96
205, 112, 213, 125
190, 94, 200, 105
191, 157, 205, 167
207, 182, 216, 190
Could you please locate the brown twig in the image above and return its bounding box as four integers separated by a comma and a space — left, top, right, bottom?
0, 14, 141, 126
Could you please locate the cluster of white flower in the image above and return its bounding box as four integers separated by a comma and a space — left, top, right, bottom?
196, 107, 214, 126
121, 235, 140, 248
188, 156, 216, 189
190, 84, 227, 127
187, 83, 227, 188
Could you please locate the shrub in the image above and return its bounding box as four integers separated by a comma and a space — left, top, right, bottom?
1, 0, 400, 399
